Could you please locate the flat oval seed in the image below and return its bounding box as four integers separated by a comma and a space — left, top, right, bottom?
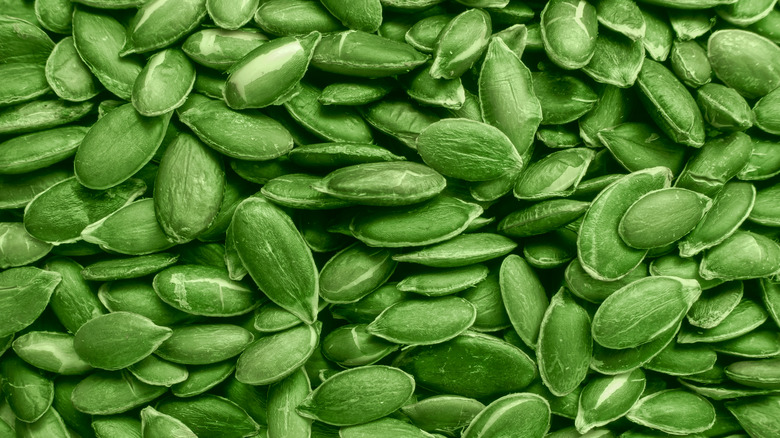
128, 355, 188, 387
708, 29, 780, 99
254, 0, 343, 36
576, 369, 646, 434
321, 0, 382, 32
700, 231, 780, 280
393, 233, 516, 268
24, 177, 145, 245
0, 14, 54, 64
171, 360, 235, 397
367, 297, 477, 345
696, 83, 754, 132
236, 323, 319, 385
500, 254, 549, 348
267, 368, 311, 438
541, 0, 598, 69
156, 324, 254, 365
403, 397, 485, 436
15, 404, 70, 437
714, 329, 780, 358
153, 265, 260, 316
12, 332, 92, 375
122, 0, 207, 55
71, 8, 142, 100
393, 332, 536, 399
232, 197, 319, 323
322, 324, 398, 367
0, 222, 52, 268
71, 370, 167, 415
81, 253, 178, 281
0, 63, 49, 107
156, 395, 260, 438
340, 417, 433, 438
45, 36, 100, 102
533, 72, 598, 125
592, 276, 701, 349
262, 173, 353, 210
0, 126, 88, 175
749, 181, 780, 226
0, 355, 54, 423
404, 64, 466, 109
284, 82, 375, 143
676, 132, 754, 197
177, 94, 294, 161
430, 8, 491, 79
81, 199, 175, 255
132, 48, 195, 117
397, 264, 490, 297
91, 416, 143, 438
319, 242, 396, 303
462, 393, 550, 438
499, 199, 590, 238
514, 148, 595, 200
760, 277, 780, 327
591, 322, 679, 375
74, 312, 172, 370
726, 395, 780, 438
311, 31, 427, 77
182, 28, 268, 70
678, 299, 768, 344
319, 79, 394, 106
566, 260, 647, 304
224, 31, 319, 109
141, 406, 197, 438
579, 85, 632, 148
0, 164, 71, 210
74, 103, 170, 190
582, 30, 644, 88
405, 14, 452, 53
725, 358, 780, 389
627, 390, 716, 435
636, 59, 705, 147
417, 118, 522, 181
645, 342, 718, 376
0, 267, 61, 337
687, 281, 744, 329
596, 0, 646, 40
312, 161, 445, 206
578, 167, 672, 281
361, 98, 439, 149
618, 188, 712, 249
253, 301, 304, 333
98, 280, 189, 327
296, 365, 415, 426
598, 123, 687, 176
207, 0, 259, 30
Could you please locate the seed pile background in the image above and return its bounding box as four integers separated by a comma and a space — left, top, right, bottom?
1, 0, 780, 436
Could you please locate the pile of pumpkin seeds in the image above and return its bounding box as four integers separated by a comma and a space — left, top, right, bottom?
3, 0, 780, 436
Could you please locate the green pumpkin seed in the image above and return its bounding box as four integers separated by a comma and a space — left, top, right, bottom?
579, 85, 632, 148
724, 358, 780, 389
128, 355, 188, 387
24, 176, 145, 245
132, 48, 195, 117
740, 136, 780, 180
401, 395, 484, 435
0, 355, 54, 423
157, 395, 261, 438
700, 231, 780, 280
749, 182, 780, 227
696, 83, 754, 133
536, 125, 581, 149
153, 265, 259, 316
393, 233, 516, 268
760, 277, 780, 327
81, 253, 178, 281
0, 15, 54, 64
749, 7, 780, 42
253, 301, 304, 333
319, 79, 394, 106
430, 8, 490, 79
714, 329, 780, 358
393, 332, 536, 399
75, 103, 170, 190
73, 311, 172, 370
122, 0, 207, 55
71, 0, 146, 7
156, 324, 254, 365
596, 0, 645, 40
182, 28, 267, 71
462, 393, 550, 438
312, 161, 445, 207
397, 264, 489, 296
41, 258, 103, 334
642, 8, 672, 60
687, 281, 744, 329
220, 376, 269, 426
525, 227, 576, 266
284, 82, 374, 143
361, 98, 439, 148
0, 222, 52, 269
533, 72, 599, 125
405, 14, 452, 53
514, 148, 596, 200
0, 126, 87, 175
0, 62, 50, 107
680, 378, 780, 400
207, 0, 258, 29
321, 324, 398, 367
726, 395, 780, 438
367, 297, 477, 345
319, 242, 396, 303
236, 322, 319, 385
627, 389, 715, 435
404, 64, 465, 109
576, 369, 646, 433
417, 118, 521, 181
499, 199, 589, 238
592, 276, 701, 349
15, 404, 70, 437
312, 30, 427, 77
669, 10, 717, 41
81, 199, 175, 255
232, 197, 318, 323
0, 267, 61, 338
262, 173, 353, 209
98, 280, 190, 326
618, 188, 712, 250
566, 260, 647, 304
598, 123, 687, 177
296, 365, 415, 426
0, 99, 93, 136
288, 142, 403, 169
583, 31, 644, 88
541, 0, 598, 69
224, 31, 319, 109
340, 417, 433, 438
71, 370, 166, 415
71, 8, 142, 100
500, 254, 549, 348
0, 164, 71, 211
141, 406, 196, 438
645, 341, 717, 376
44, 37, 100, 102
718, 0, 776, 26
254, 0, 342, 35
91, 415, 143, 438
12, 332, 92, 375
330, 282, 409, 323
524, 380, 581, 421
178, 94, 294, 161
578, 167, 672, 281
320, 0, 382, 33
708, 29, 780, 99
267, 368, 311, 438
637, 59, 705, 147
171, 360, 235, 397
679, 299, 768, 344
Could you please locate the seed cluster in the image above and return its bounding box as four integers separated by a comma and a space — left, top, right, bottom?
1, 0, 780, 437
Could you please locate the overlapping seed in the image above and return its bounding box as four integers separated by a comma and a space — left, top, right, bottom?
3, 1, 780, 436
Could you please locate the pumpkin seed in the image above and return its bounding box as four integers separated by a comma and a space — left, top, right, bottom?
724, 358, 780, 389
583, 30, 644, 88
15, 404, 70, 437
91, 415, 143, 438
140, 406, 196, 438
254, 0, 342, 35
462, 393, 549, 438
598, 123, 687, 177
579, 84, 632, 148
708, 29, 780, 99
12, 332, 92, 375
538, 289, 592, 396
153, 265, 259, 316
0, 63, 50, 107
669, 10, 717, 41
645, 341, 718, 376
0, 355, 54, 423
330, 282, 409, 323
319, 242, 396, 303
726, 395, 780, 438
404, 64, 466, 109
405, 14, 452, 53
321, 324, 398, 367
182, 28, 268, 71
714, 329, 780, 358
296, 365, 415, 426
207, 0, 259, 30
397, 264, 489, 297
393, 332, 536, 399
500, 254, 549, 348
393, 233, 517, 267
596, 0, 645, 40
541, 0, 598, 69
576, 369, 646, 433
132, 48, 195, 117
679, 299, 768, 344
430, 8, 491, 79
71, 370, 167, 415
98, 280, 189, 326
0, 164, 71, 210
499, 199, 589, 238
523, 228, 579, 269
361, 98, 439, 149
0, 126, 87, 175
156, 324, 254, 365
514, 148, 596, 200
700, 231, 780, 280
592, 276, 701, 349
128, 355, 188, 387
0, 15, 54, 64
0, 222, 52, 269
171, 360, 235, 397
284, 82, 375, 143
340, 417, 433, 438
367, 297, 477, 345
81, 253, 178, 281
122, 0, 207, 55
749, 181, 780, 226
156, 395, 261, 438
312, 31, 427, 77
760, 277, 780, 327
81, 199, 175, 255
45, 37, 100, 102
231, 196, 319, 323
236, 322, 319, 385
533, 72, 599, 125
267, 368, 311, 438
670, 40, 712, 89
401, 395, 484, 435
0, 267, 61, 338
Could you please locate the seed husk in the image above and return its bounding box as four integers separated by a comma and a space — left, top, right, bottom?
71, 370, 167, 416
153, 265, 260, 317
0, 355, 54, 423
576, 369, 646, 433
627, 389, 716, 435
401, 395, 485, 436
156, 324, 254, 365
156, 395, 261, 438
367, 296, 477, 345
0, 267, 61, 338
678, 299, 769, 344
235, 322, 320, 385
